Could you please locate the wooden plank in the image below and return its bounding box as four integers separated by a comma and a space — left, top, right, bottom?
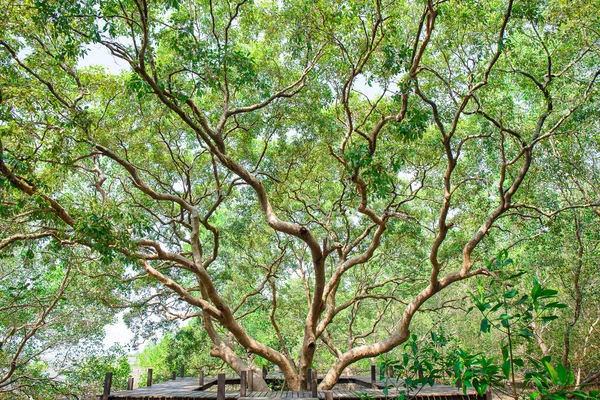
106, 376, 481, 400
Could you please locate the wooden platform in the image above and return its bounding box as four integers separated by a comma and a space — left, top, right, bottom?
105, 376, 482, 400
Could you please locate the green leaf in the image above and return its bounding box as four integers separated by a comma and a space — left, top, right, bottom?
532, 376, 545, 392
556, 363, 573, 386
539, 289, 559, 298
502, 359, 511, 378
513, 358, 524, 367
25, 248, 35, 259
543, 360, 559, 384
531, 283, 543, 300
544, 302, 568, 309
518, 328, 534, 339
480, 319, 490, 334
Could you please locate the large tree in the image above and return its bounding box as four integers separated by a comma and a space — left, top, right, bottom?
1, 0, 599, 391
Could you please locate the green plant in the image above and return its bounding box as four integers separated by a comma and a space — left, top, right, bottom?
524, 358, 599, 400
467, 251, 598, 399
377, 331, 449, 399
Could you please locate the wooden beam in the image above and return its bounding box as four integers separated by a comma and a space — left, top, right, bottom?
127, 377, 134, 391
146, 368, 153, 387
199, 370, 204, 388
311, 370, 318, 398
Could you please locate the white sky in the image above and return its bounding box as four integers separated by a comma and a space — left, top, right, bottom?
103, 313, 136, 349
80, 43, 129, 74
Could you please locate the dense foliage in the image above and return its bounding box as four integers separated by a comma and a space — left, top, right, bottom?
1, 0, 599, 398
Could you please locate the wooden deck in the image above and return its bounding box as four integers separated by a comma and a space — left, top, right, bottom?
105, 376, 482, 400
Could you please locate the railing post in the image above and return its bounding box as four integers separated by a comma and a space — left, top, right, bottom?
371, 364, 376, 388
146, 368, 153, 387
262, 366, 268, 380
485, 387, 492, 400
240, 370, 247, 397
248, 370, 254, 392
325, 391, 333, 400
307, 368, 312, 391
311, 370, 318, 398
127, 377, 134, 390
418, 365, 424, 380
217, 373, 226, 400
180, 364, 185, 378
199, 370, 204, 388
101, 372, 113, 400
172, 371, 177, 380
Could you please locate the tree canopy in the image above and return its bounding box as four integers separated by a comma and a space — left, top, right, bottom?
1, 0, 599, 395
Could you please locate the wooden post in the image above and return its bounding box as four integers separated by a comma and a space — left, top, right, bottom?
325, 391, 334, 400
307, 368, 312, 391
311, 370, 318, 398
418, 365, 424, 380
371, 364, 376, 388
180, 364, 185, 378
217, 373, 226, 400
127, 377, 134, 390
240, 370, 247, 397
455, 378, 462, 389
248, 370, 254, 392
172, 371, 177, 380
146, 368, 153, 387
262, 366, 268, 379
199, 370, 204, 388
485, 388, 492, 400
101, 372, 113, 400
